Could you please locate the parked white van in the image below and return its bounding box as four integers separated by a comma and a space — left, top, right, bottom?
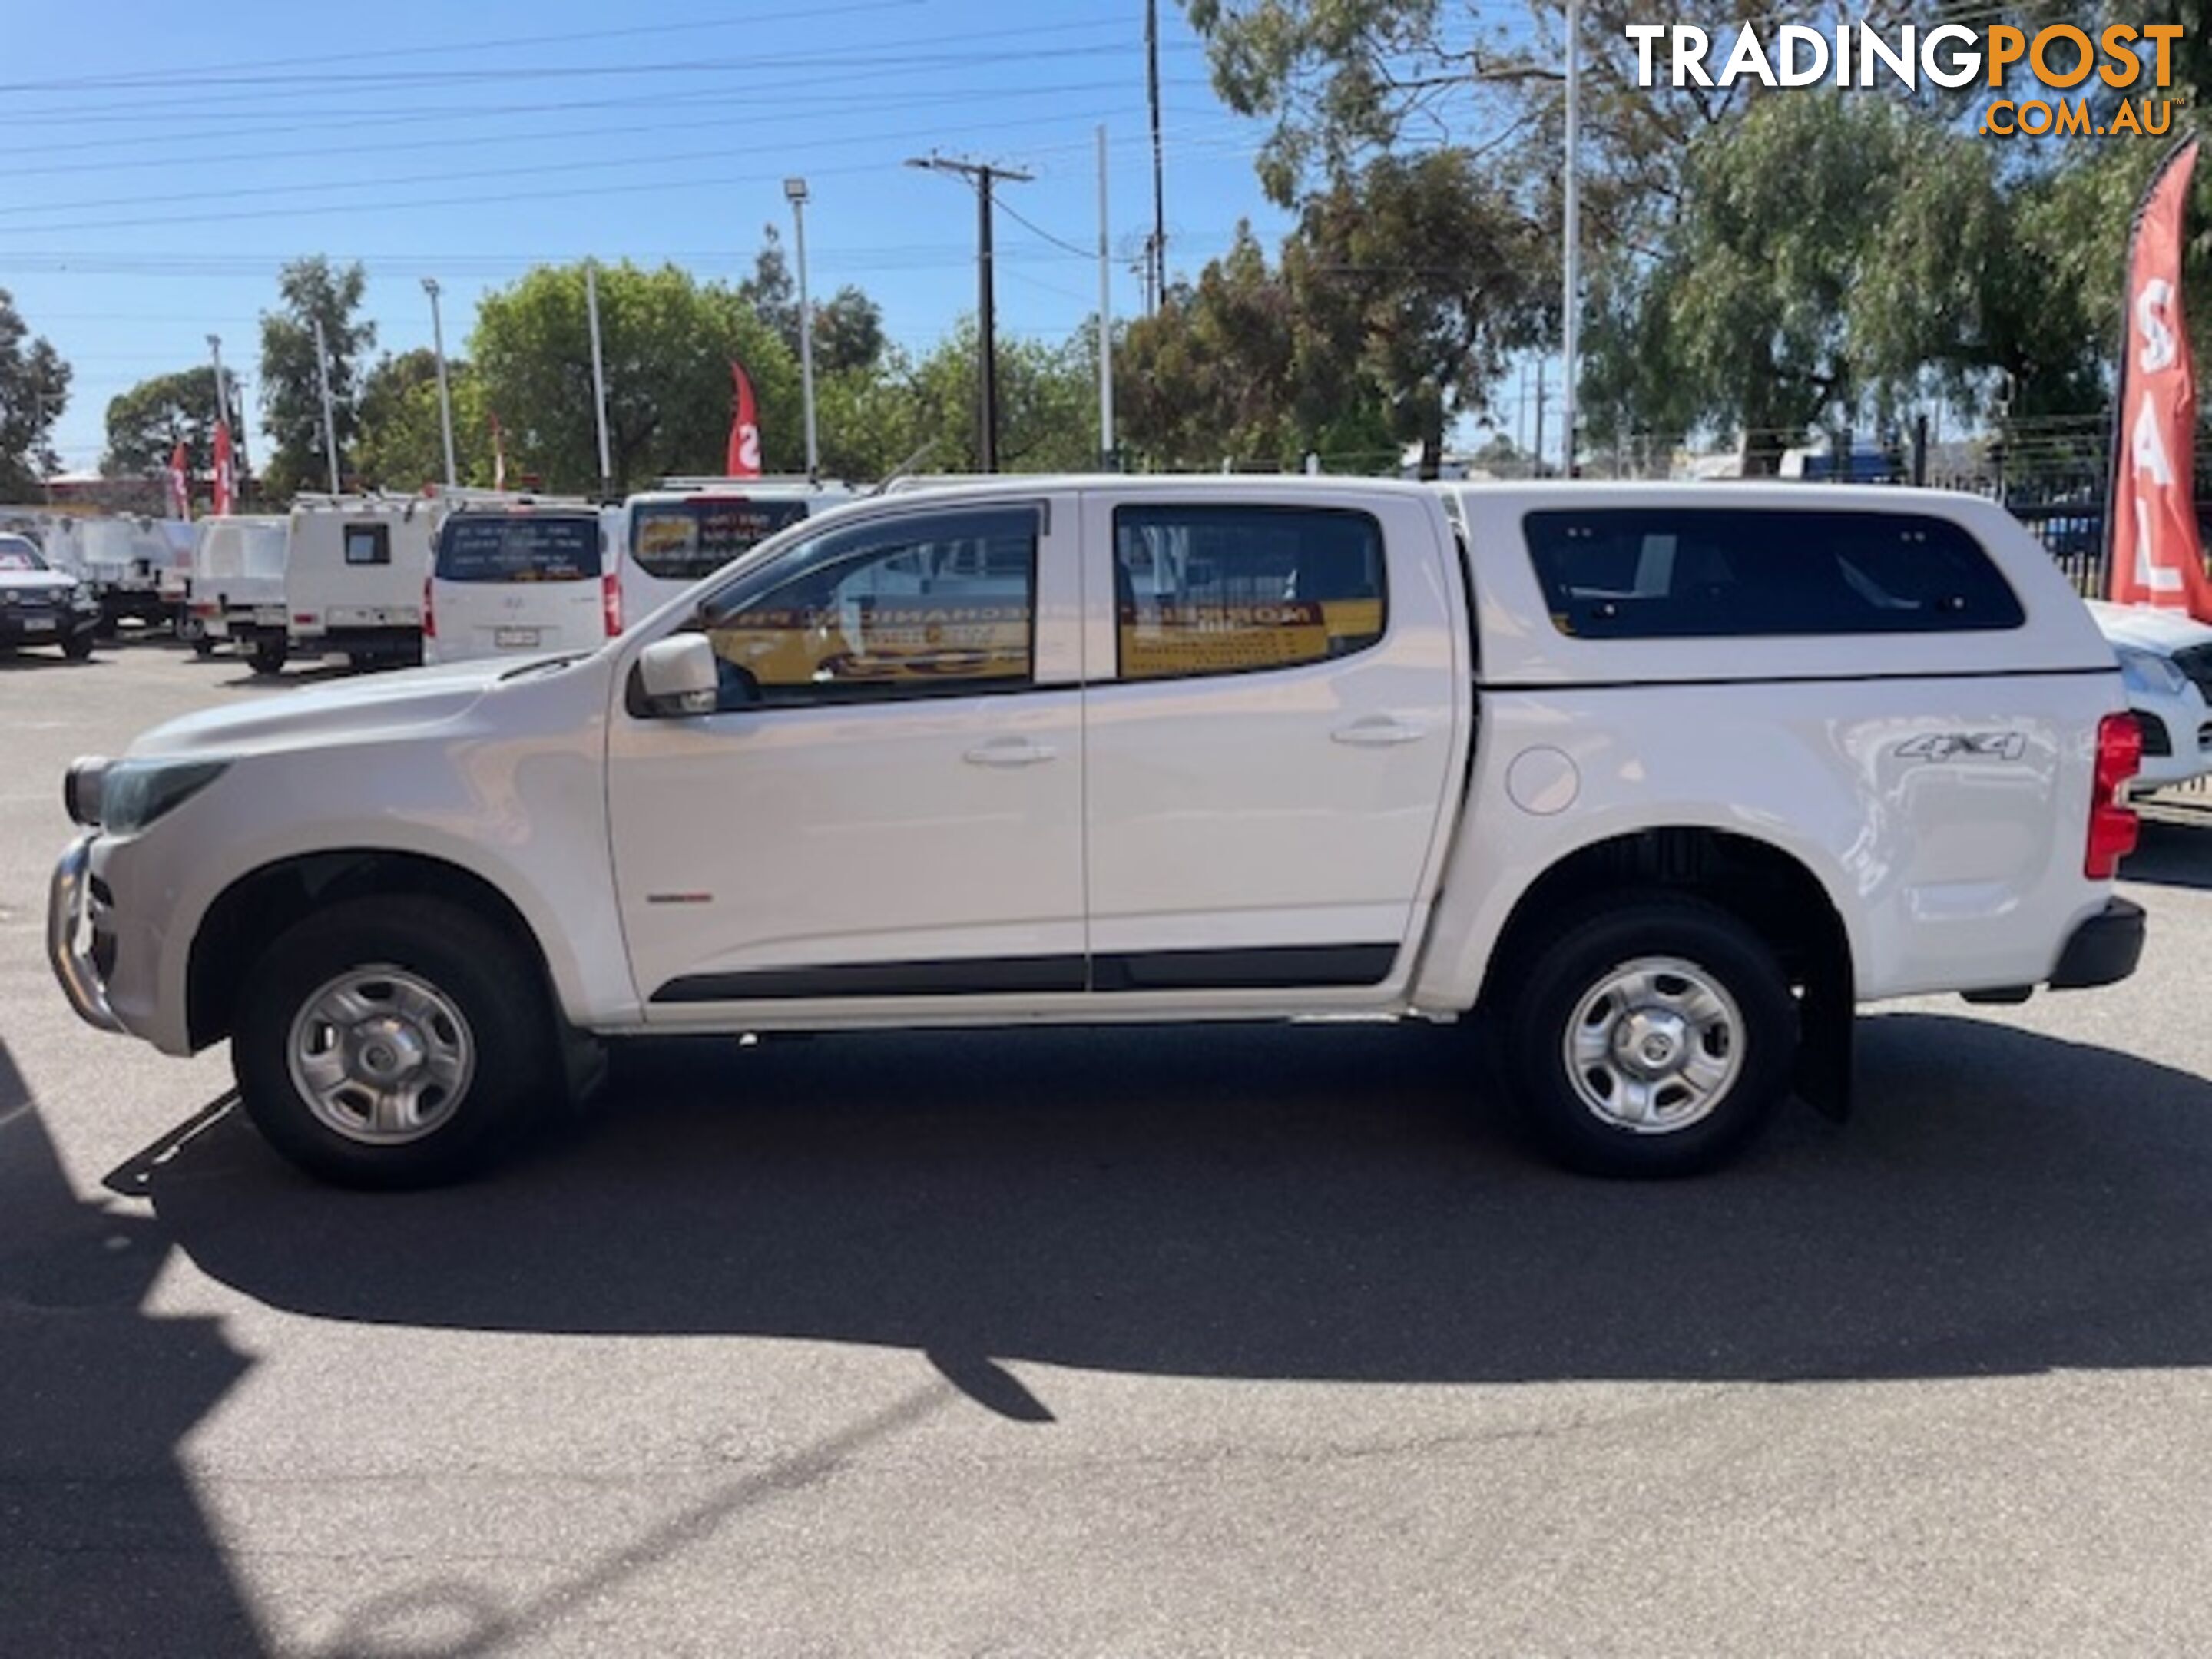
184, 515, 290, 663
425, 499, 613, 665
617, 480, 850, 621
270, 494, 442, 674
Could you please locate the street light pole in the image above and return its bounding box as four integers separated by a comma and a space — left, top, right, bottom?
1561, 0, 1581, 478
906, 154, 1032, 474
784, 177, 820, 479
422, 277, 459, 490
313, 317, 342, 493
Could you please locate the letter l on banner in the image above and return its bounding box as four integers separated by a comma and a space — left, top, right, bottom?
2108, 135, 2212, 617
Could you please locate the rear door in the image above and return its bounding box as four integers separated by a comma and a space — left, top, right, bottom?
433, 513, 605, 660
1077, 489, 1467, 1001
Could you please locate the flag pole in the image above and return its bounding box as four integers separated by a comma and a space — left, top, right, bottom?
313, 317, 342, 493
586, 260, 614, 498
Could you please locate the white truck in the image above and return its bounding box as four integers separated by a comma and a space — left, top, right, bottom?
264, 494, 443, 674
184, 515, 290, 663
49, 479, 2146, 1188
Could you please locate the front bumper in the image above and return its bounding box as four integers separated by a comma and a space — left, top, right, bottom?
2048, 897, 2147, 991
47, 834, 125, 1032
0, 610, 93, 646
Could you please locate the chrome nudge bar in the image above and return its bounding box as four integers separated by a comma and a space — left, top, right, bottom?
48, 834, 124, 1033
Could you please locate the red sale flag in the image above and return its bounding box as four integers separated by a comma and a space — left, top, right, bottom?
726, 361, 761, 478
2107, 136, 2212, 618
211, 420, 235, 516
167, 440, 191, 520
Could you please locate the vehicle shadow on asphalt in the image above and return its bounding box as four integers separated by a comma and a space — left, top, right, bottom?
2124, 812, 2212, 890
0, 1040, 265, 1654
139, 1012, 2212, 1405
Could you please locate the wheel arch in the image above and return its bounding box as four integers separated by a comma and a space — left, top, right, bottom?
1474, 826, 1857, 1117
187, 848, 561, 1051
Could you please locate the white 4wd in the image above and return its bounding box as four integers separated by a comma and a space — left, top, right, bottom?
50, 480, 2145, 1186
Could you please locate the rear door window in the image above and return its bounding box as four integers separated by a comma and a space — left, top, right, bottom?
1112, 505, 1386, 680
1525, 509, 2024, 637
631, 499, 812, 584
436, 515, 600, 584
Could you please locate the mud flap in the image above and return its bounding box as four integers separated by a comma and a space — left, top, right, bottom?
1793, 959, 1855, 1124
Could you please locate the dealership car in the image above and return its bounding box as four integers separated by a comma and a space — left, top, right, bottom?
2086, 599, 2212, 790
50, 480, 2145, 1188
0, 534, 99, 660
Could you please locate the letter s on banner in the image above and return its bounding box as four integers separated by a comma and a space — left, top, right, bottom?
2106, 137, 2212, 618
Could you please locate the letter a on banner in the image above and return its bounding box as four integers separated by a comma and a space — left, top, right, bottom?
726, 362, 762, 479
2107, 136, 2212, 617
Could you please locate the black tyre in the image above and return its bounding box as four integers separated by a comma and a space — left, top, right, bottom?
1505, 895, 1797, 1177
61, 630, 95, 661
192, 637, 217, 659
233, 896, 555, 1188
249, 637, 288, 676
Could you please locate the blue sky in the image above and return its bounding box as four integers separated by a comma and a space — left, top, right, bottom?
2, 0, 1296, 474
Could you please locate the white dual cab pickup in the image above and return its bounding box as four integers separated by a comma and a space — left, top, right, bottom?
49, 478, 2147, 1187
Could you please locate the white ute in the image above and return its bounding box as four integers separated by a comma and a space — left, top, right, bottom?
50, 479, 2147, 1187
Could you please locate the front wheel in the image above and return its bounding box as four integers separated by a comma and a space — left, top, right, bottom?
233, 896, 554, 1187
61, 630, 95, 661
1505, 896, 1799, 1177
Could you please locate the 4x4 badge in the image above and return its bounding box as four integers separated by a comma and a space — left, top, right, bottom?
1896, 731, 2029, 762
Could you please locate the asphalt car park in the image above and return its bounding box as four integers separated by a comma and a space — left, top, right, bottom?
9, 643, 2212, 1655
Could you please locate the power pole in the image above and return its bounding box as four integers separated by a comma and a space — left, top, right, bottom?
585, 260, 613, 498
906, 154, 1033, 473
1533, 371, 1547, 477
1096, 124, 1115, 471
1145, 0, 1166, 312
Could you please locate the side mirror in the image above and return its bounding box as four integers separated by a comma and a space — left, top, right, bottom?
637, 634, 719, 717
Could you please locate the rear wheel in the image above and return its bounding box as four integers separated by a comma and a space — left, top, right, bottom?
249, 636, 288, 676
233, 896, 553, 1187
1505, 896, 1798, 1177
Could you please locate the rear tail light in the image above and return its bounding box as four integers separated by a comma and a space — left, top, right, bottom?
602, 571, 623, 637
422, 577, 436, 641
190, 601, 219, 618
2086, 711, 2143, 878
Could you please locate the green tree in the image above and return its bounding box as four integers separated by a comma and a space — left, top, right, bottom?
354, 348, 497, 492
259, 257, 373, 498
1119, 224, 1309, 469
1287, 150, 1551, 475
1585, 94, 2005, 472
472, 261, 801, 493
0, 291, 70, 498
739, 225, 889, 375
904, 323, 1098, 473
100, 366, 240, 478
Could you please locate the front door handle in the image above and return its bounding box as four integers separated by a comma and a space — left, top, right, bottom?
964, 737, 1059, 767
1331, 715, 1427, 747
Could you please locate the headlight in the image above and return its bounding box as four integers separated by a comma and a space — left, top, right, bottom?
2118, 647, 2190, 697
63, 756, 109, 826
86, 760, 230, 833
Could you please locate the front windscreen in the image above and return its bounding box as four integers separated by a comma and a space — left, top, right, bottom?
0, 536, 45, 571
435, 515, 599, 584
630, 498, 811, 584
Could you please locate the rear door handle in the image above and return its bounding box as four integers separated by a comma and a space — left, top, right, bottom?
1331, 715, 1427, 747
964, 737, 1058, 767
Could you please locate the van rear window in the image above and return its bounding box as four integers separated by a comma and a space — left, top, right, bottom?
1524, 508, 2025, 638
436, 516, 599, 584
631, 499, 810, 583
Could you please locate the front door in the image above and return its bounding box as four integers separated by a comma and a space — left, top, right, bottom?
608, 496, 1086, 1015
